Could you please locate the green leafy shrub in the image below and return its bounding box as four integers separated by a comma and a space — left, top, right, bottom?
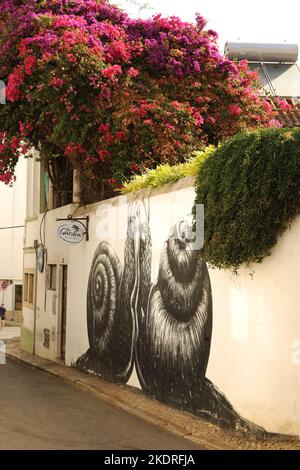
193, 128, 300, 271
121, 146, 215, 193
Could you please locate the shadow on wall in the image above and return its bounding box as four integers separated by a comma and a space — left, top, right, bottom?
75, 199, 268, 436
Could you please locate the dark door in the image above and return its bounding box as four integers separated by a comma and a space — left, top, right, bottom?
15, 285, 23, 310
61, 266, 68, 362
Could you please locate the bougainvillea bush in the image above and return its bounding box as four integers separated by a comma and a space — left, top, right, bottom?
0, 0, 283, 202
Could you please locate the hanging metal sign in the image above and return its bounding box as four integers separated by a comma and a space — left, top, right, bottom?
37, 246, 45, 273
57, 216, 89, 244
57, 220, 85, 244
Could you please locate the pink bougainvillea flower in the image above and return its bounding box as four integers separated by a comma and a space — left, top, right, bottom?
97, 148, 111, 161
0, 171, 13, 185
262, 100, 273, 114
98, 124, 110, 133
10, 136, 20, 151
127, 67, 139, 78
6, 67, 24, 101
116, 131, 126, 141
268, 119, 282, 128
228, 104, 243, 116
102, 65, 122, 79
23, 56, 36, 75
19, 121, 32, 137
50, 77, 64, 88
171, 101, 182, 109
276, 98, 292, 111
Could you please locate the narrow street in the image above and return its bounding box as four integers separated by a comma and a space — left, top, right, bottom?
0, 359, 203, 450
1, 0, 300, 453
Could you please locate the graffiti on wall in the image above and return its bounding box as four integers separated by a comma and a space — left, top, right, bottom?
76, 200, 264, 433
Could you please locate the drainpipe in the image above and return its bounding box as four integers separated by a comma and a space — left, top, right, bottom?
21, 221, 26, 332
33, 239, 39, 355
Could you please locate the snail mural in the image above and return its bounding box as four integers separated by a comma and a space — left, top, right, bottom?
76, 200, 265, 433
136, 219, 213, 409
76, 200, 151, 384
78, 241, 133, 382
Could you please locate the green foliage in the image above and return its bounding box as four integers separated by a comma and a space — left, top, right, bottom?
121, 146, 215, 193
193, 128, 300, 271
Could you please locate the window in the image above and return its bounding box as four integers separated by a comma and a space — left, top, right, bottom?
48, 265, 57, 291
15, 285, 23, 311
24, 272, 35, 307
41, 157, 74, 211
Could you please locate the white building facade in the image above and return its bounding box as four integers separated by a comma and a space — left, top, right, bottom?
0, 157, 27, 315
22, 156, 300, 438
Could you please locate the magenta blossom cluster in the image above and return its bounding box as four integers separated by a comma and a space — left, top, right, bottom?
0, 0, 280, 195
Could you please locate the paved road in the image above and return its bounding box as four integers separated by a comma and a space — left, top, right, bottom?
0, 359, 203, 450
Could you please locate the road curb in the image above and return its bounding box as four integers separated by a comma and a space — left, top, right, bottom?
5, 344, 300, 450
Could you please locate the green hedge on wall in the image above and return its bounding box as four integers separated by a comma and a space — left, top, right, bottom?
194, 127, 300, 271
121, 147, 215, 193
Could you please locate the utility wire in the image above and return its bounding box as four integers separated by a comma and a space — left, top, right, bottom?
0, 225, 25, 230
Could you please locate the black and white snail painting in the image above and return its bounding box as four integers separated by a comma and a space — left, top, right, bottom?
75, 200, 265, 434
136, 218, 213, 409
76, 200, 151, 384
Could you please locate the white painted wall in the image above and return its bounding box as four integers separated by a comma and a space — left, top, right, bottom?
23, 177, 300, 437
0, 157, 27, 310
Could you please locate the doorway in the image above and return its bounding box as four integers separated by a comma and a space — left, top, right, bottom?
60, 265, 68, 362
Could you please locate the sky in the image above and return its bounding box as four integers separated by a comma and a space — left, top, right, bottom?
114, 0, 300, 53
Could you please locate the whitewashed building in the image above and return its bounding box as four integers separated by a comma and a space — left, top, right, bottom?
22, 152, 300, 438
0, 157, 27, 317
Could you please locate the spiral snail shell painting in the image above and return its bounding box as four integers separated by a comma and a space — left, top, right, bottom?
75, 200, 265, 433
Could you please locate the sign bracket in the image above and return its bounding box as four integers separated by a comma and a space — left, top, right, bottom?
56, 215, 89, 242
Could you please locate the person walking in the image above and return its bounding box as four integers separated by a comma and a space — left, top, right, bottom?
0, 304, 6, 331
